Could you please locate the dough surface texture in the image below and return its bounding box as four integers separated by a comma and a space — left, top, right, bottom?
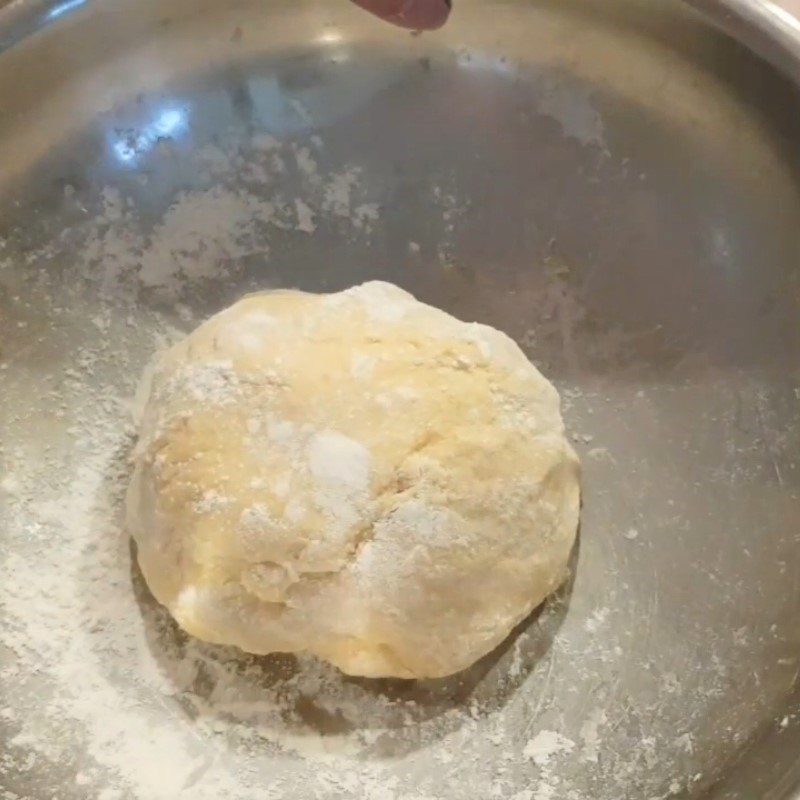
127, 281, 580, 678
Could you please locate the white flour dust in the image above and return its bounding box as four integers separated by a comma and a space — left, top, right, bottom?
48, 132, 385, 300
0, 373, 581, 800
0, 130, 580, 800
0, 126, 762, 800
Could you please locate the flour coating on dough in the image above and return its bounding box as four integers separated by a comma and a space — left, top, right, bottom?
127, 281, 580, 678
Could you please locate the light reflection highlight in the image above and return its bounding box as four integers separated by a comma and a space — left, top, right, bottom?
762, 0, 800, 35
112, 106, 189, 164
316, 29, 343, 45
45, 0, 87, 21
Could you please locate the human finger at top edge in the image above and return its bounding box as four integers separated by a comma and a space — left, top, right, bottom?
350, 0, 452, 30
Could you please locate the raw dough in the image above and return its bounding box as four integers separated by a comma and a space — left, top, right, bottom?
127, 281, 580, 678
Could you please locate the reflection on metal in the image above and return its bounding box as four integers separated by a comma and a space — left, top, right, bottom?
45, 0, 87, 21
762, 0, 800, 33
111, 106, 189, 163
316, 29, 343, 45
0, 0, 800, 799
685, 0, 800, 80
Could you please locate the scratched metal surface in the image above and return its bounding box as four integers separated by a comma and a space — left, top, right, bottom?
1, 0, 799, 798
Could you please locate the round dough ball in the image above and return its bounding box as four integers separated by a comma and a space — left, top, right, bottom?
127, 281, 580, 679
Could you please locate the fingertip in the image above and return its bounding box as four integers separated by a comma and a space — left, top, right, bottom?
353, 0, 452, 31
406, 0, 451, 30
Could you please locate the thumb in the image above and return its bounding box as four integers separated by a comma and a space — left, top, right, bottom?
350, 0, 452, 30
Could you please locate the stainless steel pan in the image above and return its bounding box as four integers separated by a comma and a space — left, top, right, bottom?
1, 1, 799, 798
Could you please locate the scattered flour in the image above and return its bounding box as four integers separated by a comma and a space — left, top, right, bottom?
322, 168, 361, 217
37, 130, 383, 301
579, 708, 607, 764
136, 187, 274, 291
523, 730, 576, 766
307, 431, 371, 493
294, 198, 316, 233
0, 123, 754, 800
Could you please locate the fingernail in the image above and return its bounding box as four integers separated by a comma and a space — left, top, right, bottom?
400, 0, 451, 29
353, 0, 452, 30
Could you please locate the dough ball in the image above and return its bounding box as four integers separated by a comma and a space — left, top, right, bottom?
127, 281, 580, 679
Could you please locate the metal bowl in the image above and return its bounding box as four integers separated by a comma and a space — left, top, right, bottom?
1, 1, 799, 798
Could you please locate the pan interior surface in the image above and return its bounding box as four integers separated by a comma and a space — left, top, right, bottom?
0, 1, 799, 798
